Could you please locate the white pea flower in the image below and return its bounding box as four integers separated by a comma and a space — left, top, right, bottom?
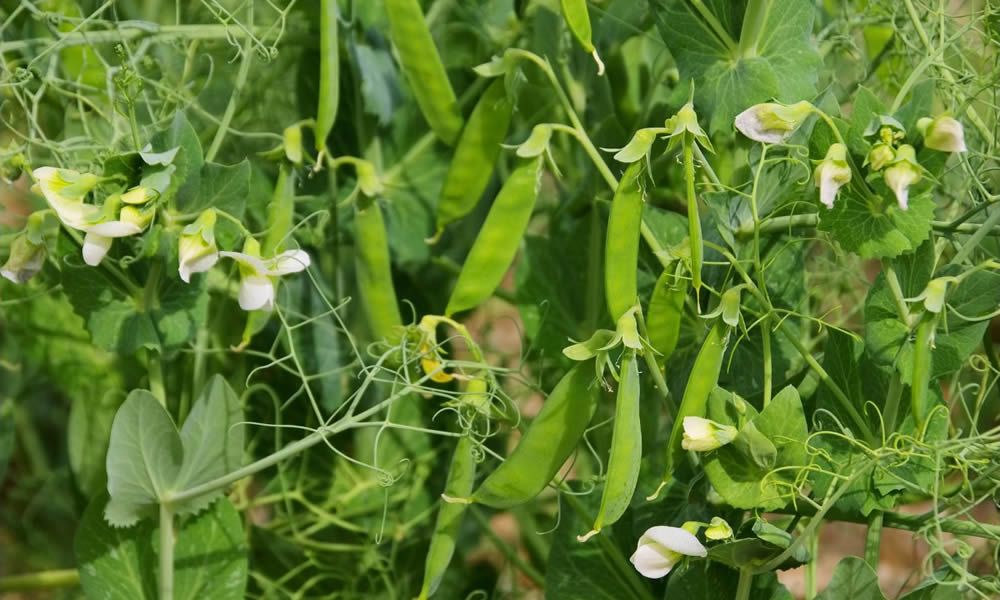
814, 143, 851, 209
630, 525, 707, 579
79, 202, 151, 267
32, 167, 103, 229
1, 234, 46, 284
681, 416, 738, 452
909, 276, 958, 314
883, 145, 922, 210
917, 115, 966, 153
734, 101, 814, 144
220, 238, 311, 311
704, 517, 733, 541
178, 209, 220, 283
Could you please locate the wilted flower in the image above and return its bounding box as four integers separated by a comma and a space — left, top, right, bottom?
883, 145, 922, 210
704, 517, 733, 541
734, 101, 814, 144
630, 525, 707, 579
1, 234, 46, 284
178, 209, 219, 283
866, 143, 895, 171
917, 115, 966, 153
814, 143, 851, 209
219, 238, 311, 311
681, 416, 738, 452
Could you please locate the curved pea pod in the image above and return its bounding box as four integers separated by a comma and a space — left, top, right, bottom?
433, 79, 514, 236
445, 159, 542, 316
468, 361, 599, 508
579, 351, 641, 541
354, 197, 403, 341
647, 267, 688, 367
652, 319, 730, 498
559, 0, 604, 74
316, 0, 339, 153
384, 0, 463, 145
419, 434, 476, 599
605, 162, 644, 322
910, 312, 938, 430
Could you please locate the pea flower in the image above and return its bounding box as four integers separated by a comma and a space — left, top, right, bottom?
883, 145, 922, 210
814, 143, 851, 209
219, 238, 310, 311
917, 115, 967, 153
630, 525, 707, 579
734, 101, 814, 144
866, 142, 895, 171
80, 197, 153, 267
32, 167, 103, 229
1, 234, 46, 284
178, 209, 220, 283
665, 101, 713, 152
704, 517, 733, 541
909, 276, 958, 314
681, 416, 738, 452
613, 128, 661, 164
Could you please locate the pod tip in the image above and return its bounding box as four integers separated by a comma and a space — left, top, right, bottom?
576, 529, 600, 543
441, 493, 472, 505
592, 50, 605, 76
645, 480, 668, 502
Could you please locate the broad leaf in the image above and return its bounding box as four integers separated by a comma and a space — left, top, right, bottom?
151, 112, 204, 210
194, 161, 251, 248
69, 390, 124, 496
818, 190, 934, 259
815, 557, 885, 600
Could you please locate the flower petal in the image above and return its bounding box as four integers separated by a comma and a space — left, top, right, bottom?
82, 233, 113, 266
87, 220, 143, 238
641, 526, 708, 558
238, 275, 275, 311
219, 251, 270, 275
179, 252, 219, 283
630, 544, 677, 579
266, 249, 311, 275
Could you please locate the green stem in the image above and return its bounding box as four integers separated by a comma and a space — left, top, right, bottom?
881, 374, 903, 438
882, 261, 912, 326
148, 350, 166, 408
735, 568, 754, 600
688, 0, 738, 54
205, 25, 254, 161
749, 145, 772, 404
0, 24, 268, 53
470, 508, 545, 588
864, 511, 883, 568
684, 136, 702, 291
737, 213, 1000, 237
805, 521, 819, 599
159, 503, 174, 600
951, 203, 1000, 266
737, 0, 771, 58
636, 309, 671, 399
0, 570, 80, 592
910, 311, 938, 430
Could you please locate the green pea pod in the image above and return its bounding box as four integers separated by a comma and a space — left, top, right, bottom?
605, 162, 644, 322
419, 434, 476, 599
559, 0, 604, 74
654, 318, 730, 497
316, 0, 339, 153
354, 198, 403, 341
469, 361, 599, 508
580, 351, 641, 541
385, 0, 463, 145
263, 165, 295, 255
445, 159, 542, 316
647, 267, 688, 367
910, 312, 938, 430
433, 79, 514, 236
684, 140, 703, 292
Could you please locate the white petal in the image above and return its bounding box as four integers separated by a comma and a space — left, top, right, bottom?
734, 108, 784, 144
630, 544, 678, 579
83, 233, 113, 266
179, 252, 219, 283
239, 275, 275, 311
219, 251, 269, 275
641, 526, 708, 558
87, 220, 143, 238
683, 417, 714, 440
266, 249, 311, 275
819, 175, 839, 209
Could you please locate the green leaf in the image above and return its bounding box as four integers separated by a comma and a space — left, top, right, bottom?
666, 561, 792, 600
194, 161, 251, 248
707, 537, 808, 571
818, 190, 935, 259
174, 375, 244, 516
151, 112, 204, 210
68, 390, 124, 496
816, 329, 887, 433
105, 390, 183, 527
704, 386, 808, 510
652, 0, 821, 133
815, 557, 885, 600
76, 495, 248, 600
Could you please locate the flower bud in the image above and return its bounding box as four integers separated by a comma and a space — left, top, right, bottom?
917, 115, 966, 153
120, 186, 156, 205
516, 124, 554, 158
681, 416, 738, 452
178, 209, 219, 283
666, 102, 713, 152
704, 517, 733, 541
1, 234, 46, 284
613, 128, 661, 164
283, 124, 304, 165
813, 143, 851, 209
883, 145, 922, 210
734, 101, 814, 144
866, 142, 895, 171
120, 205, 153, 230
630, 525, 707, 579
911, 276, 957, 314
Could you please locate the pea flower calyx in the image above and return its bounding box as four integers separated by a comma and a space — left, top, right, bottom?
629, 525, 707, 579
219, 237, 311, 311
734, 101, 814, 144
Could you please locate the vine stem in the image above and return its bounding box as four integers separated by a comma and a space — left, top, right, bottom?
0, 570, 80, 592
736, 214, 1000, 237
735, 567, 754, 600
864, 511, 883, 568
737, 0, 771, 58
469, 508, 544, 587
159, 503, 174, 600
0, 24, 268, 53
205, 12, 254, 162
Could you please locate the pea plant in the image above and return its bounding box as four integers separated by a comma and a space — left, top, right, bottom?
3, 0, 1000, 598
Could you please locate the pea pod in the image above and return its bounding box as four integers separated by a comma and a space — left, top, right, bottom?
468, 361, 599, 508
263, 165, 295, 255
433, 79, 514, 236
316, 0, 339, 153
605, 162, 643, 322
647, 267, 688, 367
559, 0, 605, 74
910, 312, 938, 430
445, 159, 542, 316
653, 318, 730, 497
579, 351, 641, 541
683, 139, 703, 292
354, 197, 403, 341
419, 434, 476, 599
384, 0, 463, 145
